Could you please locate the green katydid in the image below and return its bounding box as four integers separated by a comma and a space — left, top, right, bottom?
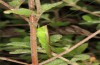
37, 25, 52, 57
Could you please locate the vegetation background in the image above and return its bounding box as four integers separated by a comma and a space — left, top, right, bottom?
0, 0, 100, 65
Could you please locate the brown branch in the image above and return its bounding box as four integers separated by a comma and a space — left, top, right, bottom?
28, 0, 39, 65
39, 30, 100, 65
0, 57, 29, 65
29, 15, 38, 65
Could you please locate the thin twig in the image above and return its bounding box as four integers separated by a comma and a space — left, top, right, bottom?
39, 30, 100, 65
73, 5, 100, 17
63, 0, 100, 17
35, 0, 42, 22
52, 53, 71, 63
35, 0, 41, 14
0, 57, 29, 65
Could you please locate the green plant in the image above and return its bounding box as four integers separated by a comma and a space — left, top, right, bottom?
0, 0, 100, 65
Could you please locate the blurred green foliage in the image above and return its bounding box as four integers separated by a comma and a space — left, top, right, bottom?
0, 0, 100, 65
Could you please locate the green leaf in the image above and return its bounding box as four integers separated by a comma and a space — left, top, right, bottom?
65, 43, 88, 57
70, 7, 78, 10
10, 49, 31, 54
63, 0, 79, 5
82, 15, 93, 22
45, 59, 68, 65
9, 0, 25, 8
0, 44, 7, 47
75, 36, 85, 43
37, 25, 52, 57
0, 21, 9, 29
96, 42, 100, 50
10, 19, 27, 24
14, 28, 27, 36
51, 47, 65, 53
7, 42, 30, 48
50, 34, 62, 43
41, 14, 50, 21
9, 38, 22, 42
70, 54, 90, 62
23, 36, 30, 42
92, 63, 100, 65
63, 34, 74, 40
50, 22, 69, 27
42, 2, 63, 12
96, 24, 100, 30
4, 8, 34, 17
2, 46, 28, 51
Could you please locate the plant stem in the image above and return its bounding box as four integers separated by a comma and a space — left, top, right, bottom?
28, 0, 39, 65
29, 21, 38, 65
